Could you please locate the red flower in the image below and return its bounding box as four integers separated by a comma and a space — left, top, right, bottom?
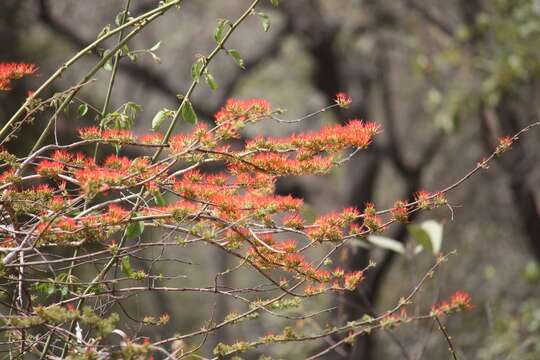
52, 150, 72, 163
335, 92, 352, 108
414, 190, 431, 210
496, 136, 513, 155
450, 290, 473, 310
391, 200, 409, 223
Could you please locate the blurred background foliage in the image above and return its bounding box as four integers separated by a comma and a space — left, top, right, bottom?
2, 0, 540, 358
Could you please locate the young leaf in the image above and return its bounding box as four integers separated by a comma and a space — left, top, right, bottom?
154, 191, 167, 206
256, 12, 271, 32
227, 49, 245, 69
121, 256, 133, 276
180, 100, 197, 124
78, 103, 88, 117
122, 44, 137, 62
125, 221, 144, 240
408, 225, 432, 253
103, 49, 113, 71
149, 41, 162, 52
270, 0, 280, 6
214, 19, 229, 44
204, 72, 219, 90
115, 10, 128, 26
191, 57, 205, 81
368, 235, 405, 254
152, 109, 169, 131
149, 52, 161, 64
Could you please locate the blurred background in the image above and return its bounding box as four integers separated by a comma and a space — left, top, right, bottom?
2, 0, 540, 358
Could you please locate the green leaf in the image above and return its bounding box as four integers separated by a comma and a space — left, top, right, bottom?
125, 220, 144, 240
204, 72, 219, 90
367, 235, 405, 254
103, 49, 113, 71
122, 44, 137, 62
270, 0, 280, 6
408, 220, 443, 255
214, 19, 229, 43
227, 49, 245, 69
121, 256, 133, 276
152, 109, 169, 131
191, 57, 205, 81
408, 225, 432, 253
78, 103, 88, 117
256, 12, 271, 32
180, 100, 197, 124
115, 10, 128, 26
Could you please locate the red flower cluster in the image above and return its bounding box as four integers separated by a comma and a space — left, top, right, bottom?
431, 290, 473, 316
215, 98, 271, 124
244, 232, 366, 291
414, 190, 447, 210
78, 127, 136, 144
214, 98, 271, 138
0, 62, 37, 90
309, 208, 360, 242
247, 120, 380, 155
